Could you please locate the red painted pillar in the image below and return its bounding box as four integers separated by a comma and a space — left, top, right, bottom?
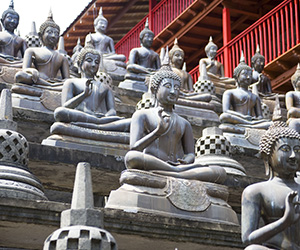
149, 0, 157, 31
223, 7, 231, 77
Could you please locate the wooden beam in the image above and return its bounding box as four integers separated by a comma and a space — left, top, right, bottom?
271, 65, 297, 90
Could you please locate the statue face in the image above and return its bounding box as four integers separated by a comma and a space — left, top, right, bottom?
171, 50, 184, 68
142, 33, 154, 48
207, 46, 217, 59
42, 26, 59, 47
95, 19, 107, 33
156, 78, 180, 105
253, 57, 265, 73
2, 13, 19, 32
270, 137, 300, 177
237, 69, 252, 88
81, 52, 100, 77
293, 77, 300, 91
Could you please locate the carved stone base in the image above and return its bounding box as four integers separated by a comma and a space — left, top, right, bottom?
106, 170, 239, 225
0, 66, 22, 84
118, 79, 148, 93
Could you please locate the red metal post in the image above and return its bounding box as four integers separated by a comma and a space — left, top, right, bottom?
223, 7, 231, 77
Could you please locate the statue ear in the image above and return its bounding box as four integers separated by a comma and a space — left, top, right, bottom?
263, 156, 273, 180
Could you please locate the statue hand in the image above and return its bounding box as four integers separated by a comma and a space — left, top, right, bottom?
283, 191, 300, 225
156, 108, 171, 136
84, 79, 93, 96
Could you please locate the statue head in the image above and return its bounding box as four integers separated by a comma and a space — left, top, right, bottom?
77, 45, 101, 74
1, 0, 19, 31
39, 9, 60, 45
233, 51, 252, 85
259, 121, 300, 178
169, 38, 184, 68
151, 48, 181, 103
291, 63, 300, 91
139, 18, 154, 48
94, 7, 108, 33
251, 45, 265, 73
204, 36, 218, 59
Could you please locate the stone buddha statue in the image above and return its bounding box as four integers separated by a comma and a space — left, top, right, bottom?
124, 61, 225, 182
118, 18, 161, 92
250, 45, 274, 98
219, 52, 271, 134
242, 121, 300, 250
14, 10, 69, 89
85, 7, 126, 81
285, 63, 300, 133
197, 36, 236, 89
45, 45, 130, 144
0, 0, 27, 64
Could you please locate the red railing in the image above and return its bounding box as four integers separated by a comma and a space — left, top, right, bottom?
115, 0, 195, 59
190, 0, 300, 81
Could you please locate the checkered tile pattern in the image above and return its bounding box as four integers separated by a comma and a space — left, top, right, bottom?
195, 134, 231, 156
97, 72, 113, 87
261, 102, 271, 120
136, 98, 155, 110
193, 79, 216, 95
44, 226, 117, 250
25, 35, 41, 47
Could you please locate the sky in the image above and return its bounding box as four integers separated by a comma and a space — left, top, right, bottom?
2, 0, 92, 37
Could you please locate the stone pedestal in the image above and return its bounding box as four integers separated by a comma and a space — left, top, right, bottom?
106, 170, 239, 225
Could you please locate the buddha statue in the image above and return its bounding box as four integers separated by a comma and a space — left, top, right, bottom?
0, 0, 27, 64
250, 45, 274, 98
118, 18, 161, 92
219, 52, 271, 134
124, 60, 225, 182
285, 63, 300, 133
197, 36, 236, 89
242, 121, 300, 250
85, 7, 126, 81
14, 10, 69, 89
46, 45, 130, 143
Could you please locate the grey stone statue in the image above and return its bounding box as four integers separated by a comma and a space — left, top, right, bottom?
50, 45, 130, 139
44, 162, 117, 249
219, 51, 271, 134
0, 0, 27, 63
14, 10, 69, 89
85, 7, 126, 80
124, 59, 226, 182
242, 121, 300, 249
118, 18, 161, 92
286, 63, 300, 133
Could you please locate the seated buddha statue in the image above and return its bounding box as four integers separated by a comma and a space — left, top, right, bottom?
242, 121, 300, 250
219, 52, 271, 134
124, 58, 226, 182
118, 18, 161, 92
250, 45, 273, 97
0, 0, 27, 65
14, 10, 69, 90
50, 45, 130, 141
197, 36, 235, 88
85, 7, 126, 80
286, 63, 300, 133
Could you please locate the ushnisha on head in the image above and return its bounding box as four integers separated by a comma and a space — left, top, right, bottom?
169, 38, 184, 59
259, 121, 300, 176
76, 45, 101, 69
291, 63, 300, 90
204, 36, 218, 56
1, 0, 19, 23
251, 44, 265, 68
93, 7, 107, 27
139, 18, 155, 43
150, 47, 181, 95
233, 51, 252, 80
39, 9, 60, 38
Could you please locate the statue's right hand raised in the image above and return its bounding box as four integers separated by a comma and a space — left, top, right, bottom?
84, 79, 93, 96
156, 107, 171, 136
283, 191, 300, 225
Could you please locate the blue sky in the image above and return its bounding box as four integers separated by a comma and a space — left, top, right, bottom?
2, 0, 91, 37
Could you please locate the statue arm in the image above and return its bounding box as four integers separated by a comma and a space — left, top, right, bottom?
61, 57, 70, 79
108, 38, 115, 54
253, 96, 263, 119
199, 59, 208, 80
179, 122, 195, 164
61, 79, 91, 109
187, 74, 194, 92
104, 88, 117, 116
286, 92, 300, 119
22, 48, 34, 69
20, 40, 28, 58
242, 188, 300, 245
154, 54, 161, 70
220, 63, 225, 77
